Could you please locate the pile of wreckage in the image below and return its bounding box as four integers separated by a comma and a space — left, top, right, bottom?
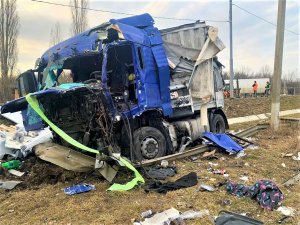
1, 109, 299, 225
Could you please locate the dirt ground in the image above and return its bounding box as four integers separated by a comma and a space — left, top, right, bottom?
224, 95, 300, 118
0, 97, 300, 225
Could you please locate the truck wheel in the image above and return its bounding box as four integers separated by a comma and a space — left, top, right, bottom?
133, 127, 167, 160
211, 114, 226, 133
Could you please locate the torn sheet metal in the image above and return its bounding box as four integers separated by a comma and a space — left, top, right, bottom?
0, 180, 22, 190
35, 142, 96, 172
34, 142, 118, 182
160, 21, 207, 62
188, 27, 225, 100
0, 108, 23, 125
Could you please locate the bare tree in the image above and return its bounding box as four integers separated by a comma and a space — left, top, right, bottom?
0, 0, 19, 101
70, 0, 88, 35
50, 21, 62, 46
257, 65, 272, 78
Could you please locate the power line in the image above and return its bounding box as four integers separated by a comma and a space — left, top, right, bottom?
233, 3, 299, 36
31, 0, 229, 23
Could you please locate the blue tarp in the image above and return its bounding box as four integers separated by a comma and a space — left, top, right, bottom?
202, 132, 243, 154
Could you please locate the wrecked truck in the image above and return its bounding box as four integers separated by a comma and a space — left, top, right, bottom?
1, 13, 228, 161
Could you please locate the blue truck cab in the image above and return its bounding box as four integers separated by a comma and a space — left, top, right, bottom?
1, 14, 228, 160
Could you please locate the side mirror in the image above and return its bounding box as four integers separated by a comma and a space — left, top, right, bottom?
16, 70, 38, 97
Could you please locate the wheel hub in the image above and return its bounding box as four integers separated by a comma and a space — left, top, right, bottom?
140, 137, 159, 159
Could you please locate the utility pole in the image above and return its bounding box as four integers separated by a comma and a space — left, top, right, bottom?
229, 0, 234, 98
271, 0, 286, 131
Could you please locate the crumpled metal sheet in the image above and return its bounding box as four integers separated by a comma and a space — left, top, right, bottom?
0, 180, 22, 190
34, 142, 118, 182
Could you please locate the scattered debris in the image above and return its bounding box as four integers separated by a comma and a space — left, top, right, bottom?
138, 208, 209, 225
277, 215, 291, 224
180, 209, 209, 220
219, 199, 232, 206
292, 152, 300, 161
64, 183, 95, 195
0, 180, 22, 190
208, 162, 218, 167
202, 132, 244, 154
226, 180, 284, 210
140, 208, 180, 225
240, 176, 249, 182
190, 156, 198, 161
277, 206, 295, 217
281, 153, 293, 157
0, 124, 16, 133
1, 160, 21, 169
283, 172, 300, 187
8, 169, 25, 177
281, 163, 286, 168
178, 136, 192, 153
201, 149, 216, 159
236, 150, 247, 158
208, 166, 228, 177
197, 183, 215, 192
246, 145, 259, 150
160, 160, 169, 168
146, 165, 176, 180
215, 211, 263, 225
143, 172, 197, 194
141, 210, 154, 219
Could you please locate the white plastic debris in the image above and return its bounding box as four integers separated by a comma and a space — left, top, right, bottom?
281, 163, 286, 168
240, 176, 249, 181
277, 206, 295, 217
208, 162, 218, 167
20, 128, 52, 156
0, 180, 22, 190
181, 209, 210, 220
8, 169, 25, 177
236, 150, 246, 158
0, 133, 18, 160
160, 160, 169, 168
4, 127, 52, 158
292, 152, 300, 161
0, 110, 23, 125
246, 145, 259, 150
140, 208, 180, 225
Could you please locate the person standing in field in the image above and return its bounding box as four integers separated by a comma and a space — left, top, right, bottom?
252, 81, 258, 97
264, 81, 271, 97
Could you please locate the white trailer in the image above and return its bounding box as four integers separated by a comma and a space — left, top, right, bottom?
224, 78, 270, 96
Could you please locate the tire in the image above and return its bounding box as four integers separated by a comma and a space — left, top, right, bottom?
132, 126, 167, 160
210, 114, 226, 133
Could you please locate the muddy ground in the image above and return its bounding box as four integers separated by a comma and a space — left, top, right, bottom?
0, 96, 299, 225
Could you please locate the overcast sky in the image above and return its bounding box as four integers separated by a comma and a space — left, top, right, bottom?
17, 0, 299, 78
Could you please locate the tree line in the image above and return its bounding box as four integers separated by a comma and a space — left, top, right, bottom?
0, 0, 88, 102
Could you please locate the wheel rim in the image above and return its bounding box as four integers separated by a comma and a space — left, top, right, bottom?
140, 137, 159, 159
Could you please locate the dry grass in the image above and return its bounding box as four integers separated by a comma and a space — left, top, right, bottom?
0, 96, 300, 225
224, 95, 300, 118
0, 123, 299, 225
